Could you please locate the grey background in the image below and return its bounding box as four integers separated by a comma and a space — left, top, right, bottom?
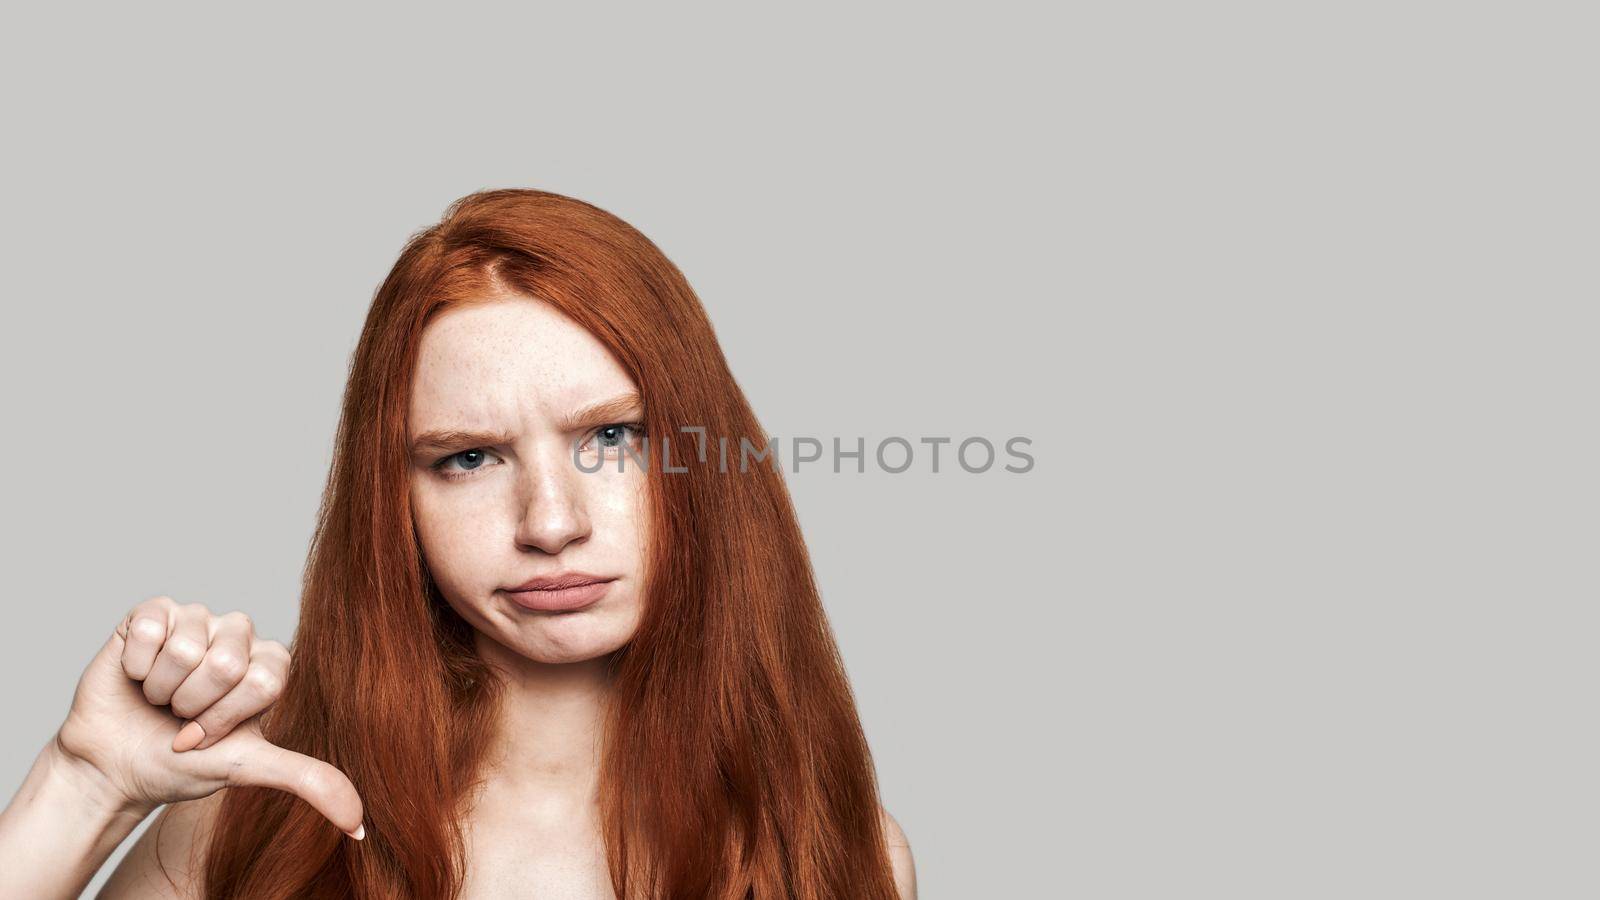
1, 4, 1592, 898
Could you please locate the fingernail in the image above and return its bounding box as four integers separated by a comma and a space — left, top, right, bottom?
172, 721, 205, 752
346, 824, 365, 841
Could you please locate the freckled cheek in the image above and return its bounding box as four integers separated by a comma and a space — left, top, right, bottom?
412, 490, 505, 592
587, 478, 650, 570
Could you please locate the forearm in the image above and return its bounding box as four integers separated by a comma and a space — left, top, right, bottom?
0, 736, 153, 900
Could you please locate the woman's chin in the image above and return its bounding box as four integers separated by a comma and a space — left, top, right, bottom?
458, 592, 640, 666
499, 622, 633, 666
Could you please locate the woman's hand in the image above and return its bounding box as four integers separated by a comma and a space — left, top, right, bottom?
52, 595, 365, 839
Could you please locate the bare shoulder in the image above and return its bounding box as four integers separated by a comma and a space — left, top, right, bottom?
879, 805, 917, 900
97, 791, 229, 899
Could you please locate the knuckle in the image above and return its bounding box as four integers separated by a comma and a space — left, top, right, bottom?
164, 637, 206, 667
130, 617, 166, 641
208, 650, 249, 683
223, 610, 254, 631
129, 595, 172, 623
246, 666, 283, 697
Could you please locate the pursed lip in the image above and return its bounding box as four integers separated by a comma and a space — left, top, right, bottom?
500, 573, 617, 613
502, 572, 617, 592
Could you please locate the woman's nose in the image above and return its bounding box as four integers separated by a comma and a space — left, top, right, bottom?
513, 460, 592, 554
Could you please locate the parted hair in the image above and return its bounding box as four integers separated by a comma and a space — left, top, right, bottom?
197, 189, 901, 898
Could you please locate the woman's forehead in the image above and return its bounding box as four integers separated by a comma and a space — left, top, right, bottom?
410, 297, 637, 427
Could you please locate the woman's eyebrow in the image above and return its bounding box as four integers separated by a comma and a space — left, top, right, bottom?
410, 428, 517, 456
556, 391, 644, 431
409, 392, 645, 455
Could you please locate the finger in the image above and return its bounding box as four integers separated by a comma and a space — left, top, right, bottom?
227, 738, 365, 839
169, 612, 254, 723
188, 641, 289, 751
142, 603, 213, 706
119, 596, 178, 681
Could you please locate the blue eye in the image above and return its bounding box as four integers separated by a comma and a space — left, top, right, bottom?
431, 448, 501, 480
596, 425, 630, 447
586, 423, 644, 454
451, 450, 489, 469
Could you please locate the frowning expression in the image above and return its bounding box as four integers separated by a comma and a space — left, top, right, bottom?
407, 293, 648, 665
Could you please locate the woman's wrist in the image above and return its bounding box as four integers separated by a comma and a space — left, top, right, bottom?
0, 736, 155, 899
43, 731, 153, 821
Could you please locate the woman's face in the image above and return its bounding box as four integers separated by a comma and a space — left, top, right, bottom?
407, 293, 648, 665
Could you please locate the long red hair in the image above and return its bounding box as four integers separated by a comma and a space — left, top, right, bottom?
197, 189, 900, 898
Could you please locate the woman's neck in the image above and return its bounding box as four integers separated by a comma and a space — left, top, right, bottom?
472, 632, 612, 808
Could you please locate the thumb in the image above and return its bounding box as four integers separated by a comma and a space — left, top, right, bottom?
77, 618, 134, 695
224, 736, 366, 839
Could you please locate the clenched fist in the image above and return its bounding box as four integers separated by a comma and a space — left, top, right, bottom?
52, 595, 365, 839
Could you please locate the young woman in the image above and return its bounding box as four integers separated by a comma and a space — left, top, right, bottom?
0, 189, 916, 899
